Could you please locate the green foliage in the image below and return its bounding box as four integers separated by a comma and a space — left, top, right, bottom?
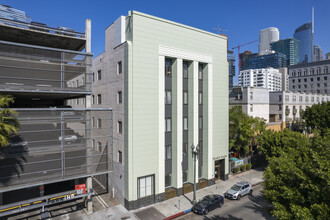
263, 132, 330, 219
229, 106, 266, 157
302, 101, 330, 137
246, 163, 252, 170
240, 165, 246, 172
233, 167, 239, 173
258, 129, 309, 159
0, 95, 20, 147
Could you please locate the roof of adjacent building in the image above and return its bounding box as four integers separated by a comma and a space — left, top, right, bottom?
288, 59, 330, 69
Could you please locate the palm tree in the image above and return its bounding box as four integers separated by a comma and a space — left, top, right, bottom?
0, 95, 20, 147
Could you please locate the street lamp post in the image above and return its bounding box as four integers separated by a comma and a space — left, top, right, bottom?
191, 143, 199, 205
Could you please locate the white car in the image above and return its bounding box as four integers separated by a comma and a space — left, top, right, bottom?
225, 181, 253, 200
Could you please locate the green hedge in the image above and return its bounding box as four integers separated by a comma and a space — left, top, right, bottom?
246, 163, 252, 170
233, 167, 239, 173
240, 165, 246, 172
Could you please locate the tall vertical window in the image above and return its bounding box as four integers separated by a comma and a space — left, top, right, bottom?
165, 59, 172, 77
118, 150, 122, 164
198, 64, 203, 79
250, 104, 253, 112
92, 72, 95, 82
97, 118, 102, 128
97, 70, 102, 81
183, 91, 188, 104
199, 117, 203, 129
183, 117, 188, 130
199, 92, 202, 105
165, 118, 171, 132
165, 90, 171, 104
118, 121, 122, 134
97, 94, 102, 104
92, 117, 95, 127
117, 91, 122, 104
92, 95, 95, 105
138, 175, 153, 198
183, 61, 189, 78
250, 92, 253, 100
98, 142, 102, 152
165, 145, 171, 160
117, 61, 122, 74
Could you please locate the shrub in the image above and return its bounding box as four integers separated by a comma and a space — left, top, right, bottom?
246, 163, 252, 170
240, 165, 246, 172
233, 167, 239, 173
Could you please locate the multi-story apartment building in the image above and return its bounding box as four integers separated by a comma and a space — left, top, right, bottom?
270, 38, 300, 65
229, 87, 330, 128
259, 27, 279, 55
228, 50, 236, 87
278, 67, 289, 91
229, 87, 269, 122
294, 22, 313, 63
313, 45, 323, 62
0, 14, 111, 217
269, 91, 330, 128
288, 59, 330, 94
326, 52, 330, 60
239, 68, 282, 91
240, 51, 287, 71
91, 11, 229, 210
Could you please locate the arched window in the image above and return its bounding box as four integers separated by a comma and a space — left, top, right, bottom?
324, 66, 328, 74
317, 67, 321, 74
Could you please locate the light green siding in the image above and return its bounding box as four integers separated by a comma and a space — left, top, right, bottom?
125, 11, 228, 201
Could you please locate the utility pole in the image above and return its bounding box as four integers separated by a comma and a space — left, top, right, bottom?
191, 144, 200, 204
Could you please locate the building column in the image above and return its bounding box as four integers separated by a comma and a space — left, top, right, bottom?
86, 177, 93, 214
158, 55, 165, 194
206, 64, 213, 180
188, 61, 199, 183
172, 59, 183, 190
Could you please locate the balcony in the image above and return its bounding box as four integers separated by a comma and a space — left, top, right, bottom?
0, 41, 92, 97
0, 108, 112, 192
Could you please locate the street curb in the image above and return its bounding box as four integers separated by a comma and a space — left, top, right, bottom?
252, 181, 264, 187
163, 181, 264, 220
163, 208, 191, 220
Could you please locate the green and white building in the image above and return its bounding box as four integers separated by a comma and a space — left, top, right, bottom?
92, 11, 229, 210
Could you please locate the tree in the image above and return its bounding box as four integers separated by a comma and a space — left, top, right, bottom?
229, 106, 266, 157
302, 101, 330, 137
258, 129, 309, 159
0, 95, 20, 147
263, 131, 330, 219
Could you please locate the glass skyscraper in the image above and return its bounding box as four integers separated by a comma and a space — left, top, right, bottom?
271, 38, 300, 65
293, 22, 313, 63
240, 52, 287, 70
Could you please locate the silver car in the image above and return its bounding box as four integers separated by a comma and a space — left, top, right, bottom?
225, 181, 253, 200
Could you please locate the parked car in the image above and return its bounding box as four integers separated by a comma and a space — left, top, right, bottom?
192, 194, 224, 215
225, 181, 253, 200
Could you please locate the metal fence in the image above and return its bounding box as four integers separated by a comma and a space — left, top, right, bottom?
0, 108, 112, 193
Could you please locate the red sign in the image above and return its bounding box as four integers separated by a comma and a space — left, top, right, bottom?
75, 184, 86, 194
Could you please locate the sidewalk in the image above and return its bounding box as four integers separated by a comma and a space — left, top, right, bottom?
135, 167, 264, 219
58, 167, 264, 220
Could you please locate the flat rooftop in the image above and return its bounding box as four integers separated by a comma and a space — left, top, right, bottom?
0, 18, 86, 51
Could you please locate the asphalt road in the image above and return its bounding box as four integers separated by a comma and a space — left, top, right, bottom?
176, 185, 274, 220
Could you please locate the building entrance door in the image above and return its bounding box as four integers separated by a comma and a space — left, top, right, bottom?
214, 159, 225, 182
214, 160, 221, 181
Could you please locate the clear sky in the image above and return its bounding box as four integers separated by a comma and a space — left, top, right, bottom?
2, 0, 329, 84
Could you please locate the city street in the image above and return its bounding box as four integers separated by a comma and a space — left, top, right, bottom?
176, 185, 274, 220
